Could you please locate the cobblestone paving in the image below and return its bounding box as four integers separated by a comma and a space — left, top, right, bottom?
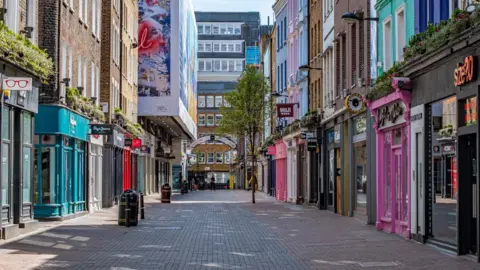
0, 191, 478, 269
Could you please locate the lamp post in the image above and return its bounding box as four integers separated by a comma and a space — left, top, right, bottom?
341, 12, 379, 23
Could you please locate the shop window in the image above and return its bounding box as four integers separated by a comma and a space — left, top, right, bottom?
384, 134, 392, 218
64, 151, 71, 203
216, 153, 223, 164
224, 152, 230, 163
2, 106, 9, 140
1, 143, 9, 206
207, 153, 214, 164
23, 147, 31, 203
40, 147, 55, 204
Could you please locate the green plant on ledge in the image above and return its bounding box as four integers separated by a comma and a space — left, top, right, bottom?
437, 124, 455, 138
114, 107, 144, 138
366, 61, 404, 101
0, 23, 53, 80
66, 87, 105, 122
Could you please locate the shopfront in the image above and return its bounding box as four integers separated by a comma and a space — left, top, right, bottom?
368, 86, 411, 239
267, 145, 276, 197
351, 114, 368, 220
275, 140, 287, 201
88, 124, 103, 213
0, 67, 40, 239
102, 127, 124, 208
404, 43, 480, 257
34, 105, 89, 219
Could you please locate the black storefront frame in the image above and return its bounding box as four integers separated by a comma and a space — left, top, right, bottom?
101, 127, 125, 208
403, 39, 480, 261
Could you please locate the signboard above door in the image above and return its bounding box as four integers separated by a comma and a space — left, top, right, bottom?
377, 101, 406, 130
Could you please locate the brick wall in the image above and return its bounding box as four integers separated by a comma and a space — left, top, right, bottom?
100, 0, 121, 122
191, 143, 232, 172
38, 0, 101, 104
334, 0, 371, 112
308, 0, 323, 112
121, 0, 138, 123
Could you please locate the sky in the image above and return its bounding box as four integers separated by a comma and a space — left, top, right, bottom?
192, 0, 276, 25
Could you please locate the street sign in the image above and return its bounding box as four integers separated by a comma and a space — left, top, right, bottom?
2, 77, 33, 91
307, 138, 317, 151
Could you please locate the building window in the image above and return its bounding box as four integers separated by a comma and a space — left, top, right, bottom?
235, 43, 242, 52
215, 96, 223, 107
227, 24, 234, 34
224, 99, 230, 107
207, 96, 214, 107
207, 153, 214, 164
199, 60, 205, 71
395, 6, 406, 61
205, 60, 212, 71
228, 60, 235, 72
207, 114, 214, 126
198, 96, 205, 107
213, 43, 220, 52
212, 25, 219, 34
235, 25, 241, 35
198, 114, 205, 126
222, 60, 228, 71
205, 43, 212, 52
198, 24, 204, 34
221, 43, 227, 52
1, 107, 9, 206
198, 43, 205, 52
22, 113, 33, 203
198, 153, 205, 164
220, 24, 227, 34
205, 24, 211, 34
235, 60, 243, 72
383, 17, 393, 71
224, 152, 230, 163
216, 152, 223, 164
215, 114, 223, 125
214, 60, 221, 71
228, 43, 234, 52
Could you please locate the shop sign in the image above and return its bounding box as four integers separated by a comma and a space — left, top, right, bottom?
433, 145, 440, 153
132, 138, 142, 149
300, 132, 314, 140
344, 93, 366, 114
140, 145, 149, 153
276, 103, 295, 118
125, 138, 132, 147
90, 124, 113, 135
454, 56, 475, 87
464, 96, 477, 126
377, 102, 405, 130
411, 113, 422, 122
2, 77, 32, 91
327, 130, 335, 144
307, 138, 317, 151
443, 145, 455, 153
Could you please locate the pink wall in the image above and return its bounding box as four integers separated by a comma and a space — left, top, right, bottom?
368, 86, 412, 239
275, 140, 288, 201
287, 0, 300, 121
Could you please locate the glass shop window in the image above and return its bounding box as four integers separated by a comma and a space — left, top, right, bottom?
41, 147, 56, 204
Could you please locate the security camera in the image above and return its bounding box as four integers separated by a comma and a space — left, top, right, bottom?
392, 77, 412, 91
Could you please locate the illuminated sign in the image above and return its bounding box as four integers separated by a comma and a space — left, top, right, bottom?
454, 56, 475, 87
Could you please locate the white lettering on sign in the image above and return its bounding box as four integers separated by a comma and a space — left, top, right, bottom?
279, 107, 291, 113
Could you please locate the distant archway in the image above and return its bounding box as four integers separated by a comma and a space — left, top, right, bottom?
189, 135, 236, 149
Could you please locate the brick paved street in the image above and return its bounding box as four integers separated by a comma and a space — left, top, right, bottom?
0, 191, 478, 269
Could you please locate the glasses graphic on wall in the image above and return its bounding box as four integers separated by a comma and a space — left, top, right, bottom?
2, 77, 33, 91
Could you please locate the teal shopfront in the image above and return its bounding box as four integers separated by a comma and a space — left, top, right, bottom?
33, 105, 89, 219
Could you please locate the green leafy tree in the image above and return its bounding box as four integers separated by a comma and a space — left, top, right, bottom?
217, 65, 271, 203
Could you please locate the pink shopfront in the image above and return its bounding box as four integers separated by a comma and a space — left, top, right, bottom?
368, 83, 411, 239
274, 140, 287, 201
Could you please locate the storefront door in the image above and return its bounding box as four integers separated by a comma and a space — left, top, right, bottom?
393, 148, 406, 234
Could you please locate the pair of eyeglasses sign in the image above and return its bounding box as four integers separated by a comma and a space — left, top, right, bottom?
2, 77, 33, 91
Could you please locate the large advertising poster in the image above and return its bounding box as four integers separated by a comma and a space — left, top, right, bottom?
138, 0, 172, 113
179, 0, 198, 124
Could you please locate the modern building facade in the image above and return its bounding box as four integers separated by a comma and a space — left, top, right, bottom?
0, 0, 45, 239
189, 12, 260, 189
138, 0, 198, 193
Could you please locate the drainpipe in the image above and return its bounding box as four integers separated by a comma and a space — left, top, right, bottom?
119, 0, 124, 109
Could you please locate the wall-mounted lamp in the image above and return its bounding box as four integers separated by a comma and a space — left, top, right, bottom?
20, 26, 34, 38
90, 97, 97, 103
131, 42, 138, 49
61, 78, 70, 87
0, 8, 7, 23
77, 86, 84, 94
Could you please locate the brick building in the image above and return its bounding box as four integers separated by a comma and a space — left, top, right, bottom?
308, 0, 323, 112
34, 0, 102, 219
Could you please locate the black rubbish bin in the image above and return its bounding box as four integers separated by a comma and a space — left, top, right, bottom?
161, 184, 172, 203
118, 189, 140, 226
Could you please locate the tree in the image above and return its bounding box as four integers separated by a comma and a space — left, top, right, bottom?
217, 65, 271, 203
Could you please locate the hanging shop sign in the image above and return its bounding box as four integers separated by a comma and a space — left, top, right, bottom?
454, 55, 475, 87
307, 138, 317, 151
344, 93, 366, 114
377, 102, 405, 130
90, 124, 113, 135
132, 138, 142, 149
300, 132, 314, 140
276, 103, 295, 118
124, 138, 132, 147
140, 145, 150, 153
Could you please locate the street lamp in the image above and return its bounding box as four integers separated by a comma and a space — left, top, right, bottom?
299, 64, 322, 72
271, 91, 288, 98
341, 12, 379, 23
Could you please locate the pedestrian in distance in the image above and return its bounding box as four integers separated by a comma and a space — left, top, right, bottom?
210, 175, 216, 191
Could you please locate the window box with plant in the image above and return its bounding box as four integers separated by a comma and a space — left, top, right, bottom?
66, 87, 105, 122
114, 107, 144, 138
0, 23, 54, 80
437, 124, 456, 142
367, 8, 480, 102
300, 110, 318, 127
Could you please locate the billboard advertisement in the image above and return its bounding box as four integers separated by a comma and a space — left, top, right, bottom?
138, 0, 197, 139
179, 0, 198, 125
